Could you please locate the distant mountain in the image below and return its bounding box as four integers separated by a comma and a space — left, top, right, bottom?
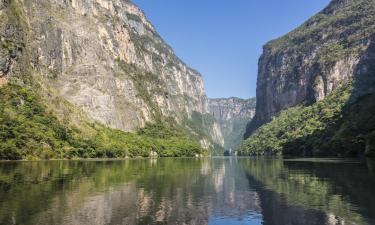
209, 97, 255, 153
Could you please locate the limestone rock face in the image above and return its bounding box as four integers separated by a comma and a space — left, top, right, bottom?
209, 98, 255, 150
0, 0, 223, 147
245, 0, 375, 138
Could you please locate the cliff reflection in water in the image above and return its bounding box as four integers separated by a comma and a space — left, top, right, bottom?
0, 158, 374, 225
0, 158, 261, 225
241, 158, 375, 225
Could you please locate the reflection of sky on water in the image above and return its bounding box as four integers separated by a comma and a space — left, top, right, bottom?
208, 213, 263, 225
207, 158, 262, 224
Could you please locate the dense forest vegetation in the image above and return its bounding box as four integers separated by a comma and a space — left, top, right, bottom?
240, 82, 375, 157
0, 83, 205, 160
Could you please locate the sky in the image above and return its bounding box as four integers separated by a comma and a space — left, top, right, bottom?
132, 0, 331, 99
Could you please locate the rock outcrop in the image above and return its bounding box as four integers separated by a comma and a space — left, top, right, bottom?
245, 0, 375, 138
0, 0, 223, 148
209, 97, 255, 150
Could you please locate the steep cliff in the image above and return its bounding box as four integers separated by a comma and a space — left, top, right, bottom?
245, 0, 375, 138
209, 98, 255, 151
0, 0, 223, 153
241, 0, 375, 157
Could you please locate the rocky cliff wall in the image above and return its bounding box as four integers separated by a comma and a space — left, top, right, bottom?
0, 0, 223, 147
245, 0, 375, 138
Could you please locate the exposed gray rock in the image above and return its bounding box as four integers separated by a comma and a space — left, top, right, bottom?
0, 0, 223, 148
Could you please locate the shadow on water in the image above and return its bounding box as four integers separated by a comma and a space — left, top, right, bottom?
241, 158, 375, 225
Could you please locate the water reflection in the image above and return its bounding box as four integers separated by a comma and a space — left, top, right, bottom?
0, 158, 374, 225
241, 158, 375, 225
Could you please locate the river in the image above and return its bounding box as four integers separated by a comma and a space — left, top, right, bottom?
0, 157, 374, 225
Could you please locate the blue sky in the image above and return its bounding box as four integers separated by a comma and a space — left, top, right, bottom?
133, 0, 330, 99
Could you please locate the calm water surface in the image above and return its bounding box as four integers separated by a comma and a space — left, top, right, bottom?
0, 157, 374, 225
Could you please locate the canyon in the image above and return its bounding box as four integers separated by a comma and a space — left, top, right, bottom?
0, 0, 226, 154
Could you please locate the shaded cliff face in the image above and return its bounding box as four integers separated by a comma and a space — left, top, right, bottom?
0, 0, 222, 147
245, 0, 375, 138
209, 98, 255, 150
